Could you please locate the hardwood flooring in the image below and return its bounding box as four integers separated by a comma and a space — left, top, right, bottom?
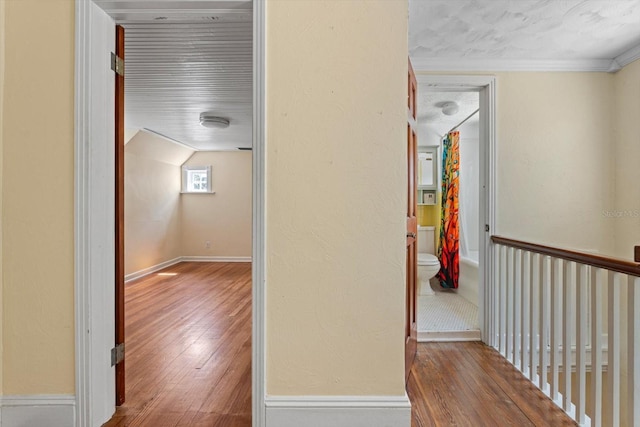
103, 262, 252, 427
104, 263, 575, 426
408, 342, 578, 426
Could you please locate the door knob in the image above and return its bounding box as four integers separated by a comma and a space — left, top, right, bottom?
407, 232, 416, 239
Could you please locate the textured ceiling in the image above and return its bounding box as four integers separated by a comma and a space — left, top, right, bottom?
409, 0, 640, 69
419, 91, 479, 137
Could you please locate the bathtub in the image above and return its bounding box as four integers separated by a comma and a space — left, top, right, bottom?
458, 251, 479, 307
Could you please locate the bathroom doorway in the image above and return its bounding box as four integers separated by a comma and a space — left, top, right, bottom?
413, 75, 496, 342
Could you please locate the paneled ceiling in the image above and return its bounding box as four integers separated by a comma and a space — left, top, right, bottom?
97, 0, 253, 151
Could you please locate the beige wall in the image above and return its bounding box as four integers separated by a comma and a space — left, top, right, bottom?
266, 0, 408, 396
2, 0, 75, 394
181, 151, 252, 258
613, 59, 640, 261
495, 72, 616, 255
125, 131, 193, 275
0, 0, 5, 396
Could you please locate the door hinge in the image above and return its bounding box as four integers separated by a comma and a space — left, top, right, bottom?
485, 224, 490, 232
111, 343, 125, 366
110, 52, 124, 76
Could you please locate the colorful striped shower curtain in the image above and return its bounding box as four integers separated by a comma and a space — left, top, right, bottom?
437, 131, 460, 289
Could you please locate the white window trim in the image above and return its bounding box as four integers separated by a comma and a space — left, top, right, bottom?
181, 165, 214, 194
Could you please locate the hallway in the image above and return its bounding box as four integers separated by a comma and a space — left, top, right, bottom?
408, 342, 577, 426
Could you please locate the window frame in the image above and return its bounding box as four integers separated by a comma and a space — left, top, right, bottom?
181, 165, 214, 194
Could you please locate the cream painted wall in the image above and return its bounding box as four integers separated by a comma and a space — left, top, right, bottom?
495, 72, 615, 255
266, 0, 408, 396
181, 151, 252, 258
2, 0, 75, 394
0, 0, 5, 396
125, 131, 194, 275
613, 59, 640, 261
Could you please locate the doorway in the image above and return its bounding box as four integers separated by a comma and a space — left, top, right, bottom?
74, 1, 266, 426
414, 74, 497, 344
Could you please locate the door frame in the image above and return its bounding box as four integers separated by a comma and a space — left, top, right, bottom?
414, 74, 497, 344
74, 1, 266, 425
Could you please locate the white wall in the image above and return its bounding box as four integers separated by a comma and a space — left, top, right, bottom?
458, 119, 479, 257
124, 131, 193, 275
180, 151, 252, 258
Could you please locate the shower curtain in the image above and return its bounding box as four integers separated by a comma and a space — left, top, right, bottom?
437, 131, 460, 289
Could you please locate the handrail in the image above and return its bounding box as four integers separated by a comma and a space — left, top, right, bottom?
491, 235, 640, 277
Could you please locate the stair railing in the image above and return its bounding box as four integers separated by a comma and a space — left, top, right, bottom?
491, 236, 640, 427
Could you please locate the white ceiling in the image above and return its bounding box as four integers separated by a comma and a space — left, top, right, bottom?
409, 0, 640, 71
411, 0, 640, 138
98, 1, 640, 151
419, 91, 479, 137
97, 0, 253, 151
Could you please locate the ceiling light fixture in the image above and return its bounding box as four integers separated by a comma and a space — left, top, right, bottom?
441, 102, 459, 116
199, 113, 230, 129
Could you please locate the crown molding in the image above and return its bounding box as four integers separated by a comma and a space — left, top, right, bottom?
410, 56, 618, 73
614, 43, 640, 70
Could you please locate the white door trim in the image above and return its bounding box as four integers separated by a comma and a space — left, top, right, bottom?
414, 74, 497, 345
74, 1, 266, 425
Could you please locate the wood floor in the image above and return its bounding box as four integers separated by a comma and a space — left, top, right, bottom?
408, 342, 578, 426
104, 262, 575, 426
104, 262, 252, 427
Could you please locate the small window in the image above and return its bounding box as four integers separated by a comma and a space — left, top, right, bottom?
182, 165, 213, 193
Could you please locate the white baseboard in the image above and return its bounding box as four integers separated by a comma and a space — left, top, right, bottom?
1, 395, 75, 427
265, 395, 411, 427
125, 256, 252, 282
124, 257, 182, 283
418, 329, 482, 342
181, 256, 252, 263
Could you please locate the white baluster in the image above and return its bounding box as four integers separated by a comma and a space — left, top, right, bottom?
530, 252, 539, 385
521, 250, 530, 377
608, 271, 620, 427
514, 249, 522, 367
500, 245, 507, 355
563, 261, 573, 411
575, 263, 588, 424
539, 255, 549, 392
591, 267, 603, 427
628, 275, 640, 427
551, 258, 561, 402
492, 243, 500, 348
507, 247, 514, 361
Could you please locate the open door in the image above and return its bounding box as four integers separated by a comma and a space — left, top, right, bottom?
405, 58, 418, 381
115, 24, 126, 406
